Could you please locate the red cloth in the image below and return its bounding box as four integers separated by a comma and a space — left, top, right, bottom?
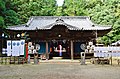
25, 43, 28, 59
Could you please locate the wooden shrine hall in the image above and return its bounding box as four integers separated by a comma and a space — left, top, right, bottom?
5, 16, 111, 59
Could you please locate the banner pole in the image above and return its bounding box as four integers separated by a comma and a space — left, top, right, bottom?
5, 56, 7, 64
18, 56, 19, 64
10, 55, 11, 64
111, 56, 112, 65
1, 55, 3, 64
14, 56, 15, 64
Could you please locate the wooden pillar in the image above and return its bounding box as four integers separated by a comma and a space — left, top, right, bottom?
46, 41, 49, 59
46, 41, 48, 53
71, 40, 73, 60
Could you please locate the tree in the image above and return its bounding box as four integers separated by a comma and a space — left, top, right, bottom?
0, 0, 5, 28
4, 10, 20, 26
0, 16, 5, 28
10, 0, 57, 23
0, 0, 20, 28
1, 0, 120, 45
62, 0, 88, 16
61, 0, 120, 45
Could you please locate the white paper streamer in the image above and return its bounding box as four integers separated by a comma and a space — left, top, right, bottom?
20, 40, 25, 55
12, 40, 19, 56
7, 40, 12, 56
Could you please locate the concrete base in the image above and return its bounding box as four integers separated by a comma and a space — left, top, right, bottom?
52, 57, 63, 60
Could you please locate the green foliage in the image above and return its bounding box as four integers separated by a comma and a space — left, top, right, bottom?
0, 0, 5, 12
91, 0, 120, 45
0, 16, 5, 28
62, 0, 88, 16
0, 0, 57, 27
0, 0, 20, 28
0, 0, 120, 45
61, 0, 120, 45
4, 10, 20, 26
10, 0, 57, 23
56, 6, 63, 16
0, 0, 5, 28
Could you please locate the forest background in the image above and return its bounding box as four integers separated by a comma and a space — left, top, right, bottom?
0, 0, 120, 45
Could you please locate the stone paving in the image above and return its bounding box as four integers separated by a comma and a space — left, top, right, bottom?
0, 62, 120, 79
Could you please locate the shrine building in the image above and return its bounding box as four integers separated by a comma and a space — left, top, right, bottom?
4, 16, 111, 59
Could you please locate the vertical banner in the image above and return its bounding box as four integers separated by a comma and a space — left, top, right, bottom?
98, 47, 101, 57
117, 47, 120, 57
112, 47, 116, 57
16, 40, 20, 56
7, 40, 12, 56
94, 51, 97, 57
20, 40, 25, 55
12, 40, 19, 56
25, 43, 28, 59
94, 47, 98, 57
104, 47, 108, 57
108, 46, 112, 57
59, 45, 62, 56
12, 40, 16, 56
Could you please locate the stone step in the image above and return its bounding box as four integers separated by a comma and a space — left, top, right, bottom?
52, 57, 63, 60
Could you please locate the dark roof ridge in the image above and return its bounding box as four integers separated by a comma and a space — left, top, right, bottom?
43, 20, 81, 30
30, 16, 89, 19
61, 16, 89, 19
26, 17, 34, 27
6, 16, 112, 31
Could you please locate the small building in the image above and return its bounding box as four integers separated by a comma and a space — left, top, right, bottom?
2, 16, 111, 59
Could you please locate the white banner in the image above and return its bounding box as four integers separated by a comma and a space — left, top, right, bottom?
98, 51, 100, 57
94, 47, 120, 57
16, 40, 20, 56
94, 51, 97, 57
20, 40, 25, 55
104, 51, 108, 57
12, 40, 19, 56
7, 40, 12, 56
119, 52, 120, 57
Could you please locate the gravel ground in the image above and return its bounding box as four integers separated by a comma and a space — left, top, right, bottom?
0, 63, 120, 79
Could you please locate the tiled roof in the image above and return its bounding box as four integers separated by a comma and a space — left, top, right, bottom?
7, 16, 112, 31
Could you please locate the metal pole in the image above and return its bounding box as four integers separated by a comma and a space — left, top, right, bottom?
14, 56, 15, 64
10, 56, 11, 64
1, 33, 4, 64
109, 37, 112, 65
110, 47, 112, 65
5, 56, 7, 64
1, 39, 3, 64
96, 30, 98, 47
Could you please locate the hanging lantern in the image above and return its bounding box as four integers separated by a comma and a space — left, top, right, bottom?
36, 44, 40, 50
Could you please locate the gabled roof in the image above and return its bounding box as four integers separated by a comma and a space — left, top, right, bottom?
7, 16, 112, 31
111, 40, 120, 45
